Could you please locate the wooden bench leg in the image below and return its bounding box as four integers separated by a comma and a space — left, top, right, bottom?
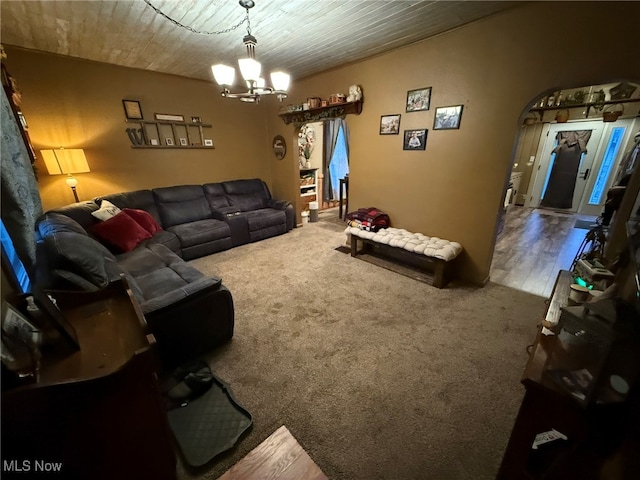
433, 260, 446, 288
350, 234, 359, 257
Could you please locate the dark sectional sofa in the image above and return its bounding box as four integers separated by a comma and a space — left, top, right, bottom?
35, 178, 294, 368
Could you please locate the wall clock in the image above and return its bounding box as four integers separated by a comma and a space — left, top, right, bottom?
272, 135, 286, 159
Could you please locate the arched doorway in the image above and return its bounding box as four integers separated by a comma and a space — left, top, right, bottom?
491, 81, 640, 297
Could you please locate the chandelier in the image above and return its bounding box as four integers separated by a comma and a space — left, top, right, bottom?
212, 0, 290, 103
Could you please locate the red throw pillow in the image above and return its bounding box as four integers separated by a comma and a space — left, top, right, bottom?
122, 208, 162, 235
90, 211, 152, 253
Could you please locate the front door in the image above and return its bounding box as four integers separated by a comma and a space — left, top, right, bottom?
528, 121, 604, 213
528, 119, 636, 216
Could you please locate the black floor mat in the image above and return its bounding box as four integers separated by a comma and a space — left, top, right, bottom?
166, 373, 252, 467
574, 219, 598, 230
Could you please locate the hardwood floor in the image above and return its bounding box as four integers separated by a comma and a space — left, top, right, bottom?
490, 206, 598, 298
216, 426, 328, 480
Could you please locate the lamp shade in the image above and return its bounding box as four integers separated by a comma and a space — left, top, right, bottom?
238, 57, 261, 82
212, 64, 235, 86
270, 71, 290, 92
41, 148, 90, 175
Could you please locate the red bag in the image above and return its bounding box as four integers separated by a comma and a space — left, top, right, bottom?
346, 207, 390, 232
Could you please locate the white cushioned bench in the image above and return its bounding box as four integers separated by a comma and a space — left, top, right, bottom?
345, 226, 463, 288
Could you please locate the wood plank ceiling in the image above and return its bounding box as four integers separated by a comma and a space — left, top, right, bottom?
0, 1, 521, 83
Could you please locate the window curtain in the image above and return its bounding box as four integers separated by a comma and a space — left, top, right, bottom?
1, 85, 43, 278
322, 118, 349, 202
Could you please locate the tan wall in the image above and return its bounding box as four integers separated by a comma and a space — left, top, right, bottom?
3, 46, 278, 212
4, 2, 640, 286
267, 1, 640, 284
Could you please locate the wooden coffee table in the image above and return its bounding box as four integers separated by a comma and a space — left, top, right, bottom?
217, 425, 328, 480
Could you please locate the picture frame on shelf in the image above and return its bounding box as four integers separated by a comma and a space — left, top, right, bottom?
155, 113, 185, 122
380, 114, 401, 135
31, 287, 80, 350
403, 129, 428, 150
150, 139, 159, 146
122, 99, 143, 120
204, 139, 214, 146
406, 87, 431, 112
190, 116, 202, 123
434, 105, 464, 130
179, 138, 188, 146
165, 137, 174, 146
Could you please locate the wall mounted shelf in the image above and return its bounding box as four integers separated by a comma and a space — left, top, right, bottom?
529, 98, 640, 121
279, 100, 363, 126
125, 119, 215, 149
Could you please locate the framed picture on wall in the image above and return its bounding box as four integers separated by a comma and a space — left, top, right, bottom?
406, 87, 431, 112
380, 114, 401, 135
433, 105, 464, 130
122, 99, 143, 120
403, 129, 428, 150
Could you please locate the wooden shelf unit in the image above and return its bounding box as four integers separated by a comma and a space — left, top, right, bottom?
279, 100, 363, 126
530, 98, 640, 121
299, 167, 319, 211
126, 119, 214, 149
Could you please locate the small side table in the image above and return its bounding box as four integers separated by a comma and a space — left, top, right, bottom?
1, 279, 177, 480
339, 175, 349, 220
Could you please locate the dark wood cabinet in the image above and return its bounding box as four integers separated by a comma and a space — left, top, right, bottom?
497, 270, 640, 479
1, 280, 177, 479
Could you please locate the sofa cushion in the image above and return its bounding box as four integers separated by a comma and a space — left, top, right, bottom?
90, 211, 153, 253
98, 190, 162, 225
40, 231, 113, 289
47, 202, 100, 231
167, 219, 230, 248
123, 208, 162, 235
222, 179, 269, 212
153, 185, 213, 228
91, 200, 122, 221
36, 212, 90, 239
244, 208, 287, 232
115, 244, 221, 305
144, 230, 181, 255
203, 183, 232, 210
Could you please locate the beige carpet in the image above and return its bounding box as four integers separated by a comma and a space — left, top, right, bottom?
179, 218, 545, 480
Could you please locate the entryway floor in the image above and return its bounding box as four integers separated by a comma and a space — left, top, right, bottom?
490, 206, 599, 298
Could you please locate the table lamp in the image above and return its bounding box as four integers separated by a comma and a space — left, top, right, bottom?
41, 148, 90, 202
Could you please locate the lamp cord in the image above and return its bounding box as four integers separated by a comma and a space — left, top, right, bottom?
142, 0, 248, 35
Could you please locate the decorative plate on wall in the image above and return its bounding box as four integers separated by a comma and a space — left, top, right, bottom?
273, 135, 286, 159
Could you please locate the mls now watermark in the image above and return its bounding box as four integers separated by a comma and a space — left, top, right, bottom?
3, 459, 63, 473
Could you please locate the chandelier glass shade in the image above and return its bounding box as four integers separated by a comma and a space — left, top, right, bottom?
211, 0, 291, 103
212, 1, 290, 103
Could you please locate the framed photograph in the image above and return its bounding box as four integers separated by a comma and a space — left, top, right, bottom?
204, 139, 214, 146
179, 138, 188, 146
191, 116, 201, 123
380, 114, 401, 135
2, 301, 38, 345
155, 113, 185, 122
403, 129, 428, 150
122, 99, 143, 120
406, 87, 431, 112
165, 137, 174, 146
31, 287, 79, 350
150, 139, 159, 146
433, 105, 464, 130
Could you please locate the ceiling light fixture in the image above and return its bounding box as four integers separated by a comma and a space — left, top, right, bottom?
211, 0, 290, 103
